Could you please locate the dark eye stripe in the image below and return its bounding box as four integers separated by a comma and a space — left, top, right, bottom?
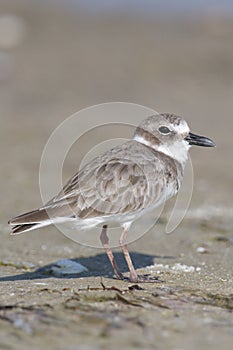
158, 126, 171, 134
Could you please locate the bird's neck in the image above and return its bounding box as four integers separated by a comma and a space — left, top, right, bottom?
156, 141, 190, 167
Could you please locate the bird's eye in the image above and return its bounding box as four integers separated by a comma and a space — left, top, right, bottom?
158, 126, 171, 134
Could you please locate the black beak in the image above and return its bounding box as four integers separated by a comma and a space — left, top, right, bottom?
185, 132, 215, 147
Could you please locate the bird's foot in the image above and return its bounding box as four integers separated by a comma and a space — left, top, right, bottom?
114, 271, 125, 280
114, 273, 163, 283
128, 273, 163, 283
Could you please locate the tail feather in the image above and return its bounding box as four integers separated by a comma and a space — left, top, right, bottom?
9, 208, 53, 235
9, 205, 76, 235
9, 208, 50, 225
11, 223, 40, 235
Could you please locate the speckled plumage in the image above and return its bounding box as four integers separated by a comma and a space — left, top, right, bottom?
9, 113, 215, 282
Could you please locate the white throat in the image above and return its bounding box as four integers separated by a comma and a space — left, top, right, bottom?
157, 140, 190, 166
133, 135, 190, 167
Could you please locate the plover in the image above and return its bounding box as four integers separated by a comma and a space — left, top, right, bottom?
9, 114, 215, 282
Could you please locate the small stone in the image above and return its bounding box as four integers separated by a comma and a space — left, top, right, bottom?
50, 259, 88, 276
196, 246, 207, 254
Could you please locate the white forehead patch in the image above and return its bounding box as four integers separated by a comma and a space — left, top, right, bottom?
172, 120, 190, 134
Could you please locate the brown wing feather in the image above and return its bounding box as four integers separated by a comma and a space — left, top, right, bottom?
44, 143, 167, 219
9, 140, 181, 234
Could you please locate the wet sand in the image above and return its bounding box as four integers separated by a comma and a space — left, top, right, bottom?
0, 1, 232, 349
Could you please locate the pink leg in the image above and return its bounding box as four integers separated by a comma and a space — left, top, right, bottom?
100, 225, 124, 280
119, 227, 139, 283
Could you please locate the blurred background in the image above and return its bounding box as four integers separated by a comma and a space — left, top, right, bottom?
0, 0, 233, 244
